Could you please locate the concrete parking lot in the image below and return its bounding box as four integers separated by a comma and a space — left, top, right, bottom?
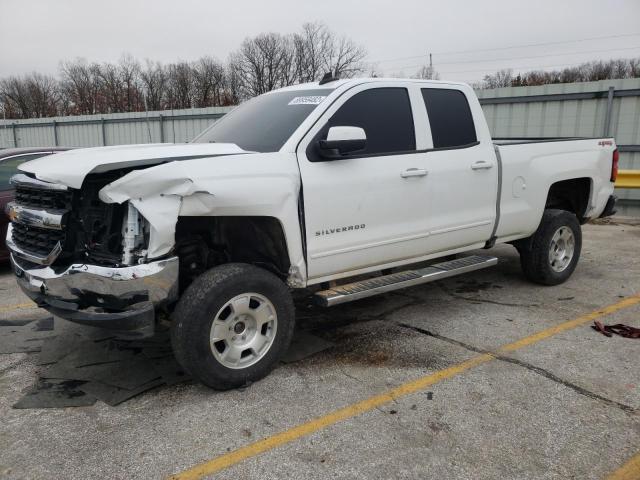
0, 222, 639, 480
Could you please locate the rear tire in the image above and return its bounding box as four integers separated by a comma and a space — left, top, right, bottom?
171, 263, 295, 390
518, 209, 582, 286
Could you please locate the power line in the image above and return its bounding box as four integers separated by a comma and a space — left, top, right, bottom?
371, 32, 640, 65
431, 45, 640, 67
403, 57, 640, 77
378, 47, 640, 75
436, 32, 640, 56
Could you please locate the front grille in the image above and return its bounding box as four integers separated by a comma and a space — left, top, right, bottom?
14, 185, 72, 210
12, 223, 66, 257
10, 172, 129, 267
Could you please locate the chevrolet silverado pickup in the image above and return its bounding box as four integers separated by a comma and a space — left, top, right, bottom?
7, 77, 618, 389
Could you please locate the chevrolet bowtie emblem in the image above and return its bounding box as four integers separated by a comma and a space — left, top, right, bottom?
6, 204, 17, 222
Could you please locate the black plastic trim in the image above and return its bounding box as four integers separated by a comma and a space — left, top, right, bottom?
618, 145, 640, 153
599, 195, 617, 218
493, 136, 610, 145
19, 285, 156, 336
310, 140, 481, 162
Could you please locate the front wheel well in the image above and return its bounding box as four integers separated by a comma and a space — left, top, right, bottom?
174, 216, 291, 292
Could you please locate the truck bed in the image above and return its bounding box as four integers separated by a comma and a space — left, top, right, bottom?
491, 136, 616, 242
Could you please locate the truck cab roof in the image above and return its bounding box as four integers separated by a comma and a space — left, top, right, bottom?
274, 77, 471, 93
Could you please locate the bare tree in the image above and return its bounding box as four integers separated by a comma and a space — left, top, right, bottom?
166, 62, 194, 109
0, 73, 62, 118
365, 62, 383, 78
232, 33, 295, 98
28, 73, 61, 117
3, 23, 639, 118
59, 59, 104, 115
1, 22, 369, 117
500, 58, 640, 88
279, 36, 299, 87
140, 60, 168, 110
415, 65, 439, 80
293, 22, 333, 82
588, 61, 615, 81
0, 76, 31, 118
224, 61, 242, 105
193, 56, 227, 107
610, 59, 630, 79
558, 67, 582, 84
119, 54, 142, 112
323, 35, 367, 78
482, 69, 513, 89
99, 62, 124, 113
229, 22, 366, 98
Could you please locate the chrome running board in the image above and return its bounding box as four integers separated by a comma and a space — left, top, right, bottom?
314, 255, 498, 307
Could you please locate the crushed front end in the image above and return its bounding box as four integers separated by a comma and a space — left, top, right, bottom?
7, 173, 178, 337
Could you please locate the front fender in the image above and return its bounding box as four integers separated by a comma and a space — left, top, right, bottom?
99, 152, 307, 284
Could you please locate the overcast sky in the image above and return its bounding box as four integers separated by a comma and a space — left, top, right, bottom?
1, 0, 639, 83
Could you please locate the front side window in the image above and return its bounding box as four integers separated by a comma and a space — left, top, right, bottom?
192, 89, 332, 153
316, 87, 416, 157
421, 88, 477, 149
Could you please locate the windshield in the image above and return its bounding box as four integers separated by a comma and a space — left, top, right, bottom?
192, 89, 333, 152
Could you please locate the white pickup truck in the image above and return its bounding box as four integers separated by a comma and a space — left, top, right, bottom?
7, 77, 618, 389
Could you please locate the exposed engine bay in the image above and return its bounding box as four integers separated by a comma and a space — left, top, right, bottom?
11, 170, 149, 270
12, 143, 306, 287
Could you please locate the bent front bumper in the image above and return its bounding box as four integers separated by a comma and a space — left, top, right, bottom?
11, 255, 179, 337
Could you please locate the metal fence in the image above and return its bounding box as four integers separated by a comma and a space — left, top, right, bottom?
0, 106, 234, 148
1, 78, 639, 208
476, 78, 640, 209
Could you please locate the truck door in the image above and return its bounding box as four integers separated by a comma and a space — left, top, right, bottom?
296, 84, 432, 282
417, 87, 498, 253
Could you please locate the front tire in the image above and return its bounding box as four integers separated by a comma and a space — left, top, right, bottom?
518, 209, 582, 286
171, 263, 295, 390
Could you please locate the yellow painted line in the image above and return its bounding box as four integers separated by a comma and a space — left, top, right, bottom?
499, 294, 640, 353
605, 450, 640, 480
169, 293, 640, 480
170, 354, 494, 480
0, 302, 36, 313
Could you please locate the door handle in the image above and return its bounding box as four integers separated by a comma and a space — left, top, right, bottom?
471, 161, 493, 170
400, 168, 428, 178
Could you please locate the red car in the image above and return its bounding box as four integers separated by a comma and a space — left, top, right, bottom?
0, 147, 71, 261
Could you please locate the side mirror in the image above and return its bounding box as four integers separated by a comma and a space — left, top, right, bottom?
318, 126, 367, 159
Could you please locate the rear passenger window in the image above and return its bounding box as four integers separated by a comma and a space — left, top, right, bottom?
421, 89, 477, 148
320, 88, 416, 156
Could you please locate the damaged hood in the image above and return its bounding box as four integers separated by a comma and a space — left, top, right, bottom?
98, 151, 302, 259
18, 143, 247, 189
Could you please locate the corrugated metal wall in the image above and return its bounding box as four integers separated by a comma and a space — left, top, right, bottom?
0, 106, 234, 148
1, 79, 638, 207
476, 78, 640, 206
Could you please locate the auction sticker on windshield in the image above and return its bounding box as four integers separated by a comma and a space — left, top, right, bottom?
288, 96, 326, 105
